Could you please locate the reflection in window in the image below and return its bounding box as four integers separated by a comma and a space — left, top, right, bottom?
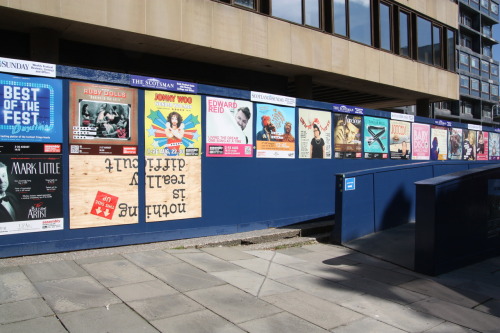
447, 30, 455, 71
380, 2, 392, 51
305, 0, 320, 27
349, 0, 371, 45
484, 45, 492, 57
481, 0, 489, 9
483, 25, 492, 37
460, 75, 470, 88
482, 82, 490, 94
482, 60, 490, 73
462, 101, 472, 114
471, 78, 480, 91
417, 17, 432, 64
399, 11, 410, 57
234, 0, 255, 9
272, 0, 302, 24
333, 0, 347, 36
492, 64, 499, 77
492, 85, 499, 98
471, 56, 480, 69
492, 2, 499, 15
460, 52, 469, 66
433, 26, 441, 66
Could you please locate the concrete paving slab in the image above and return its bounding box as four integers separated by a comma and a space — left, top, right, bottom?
251, 251, 307, 266
20, 260, 88, 282
0, 316, 68, 333
336, 263, 416, 285
110, 279, 178, 302
150, 309, 245, 333
275, 247, 313, 256
339, 294, 444, 332
291, 251, 359, 266
0, 298, 53, 324
146, 262, 226, 292
410, 297, 500, 332
186, 284, 282, 324
210, 269, 295, 297
474, 298, 500, 317
239, 311, 329, 333
231, 257, 305, 280
276, 274, 363, 303
455, 280, 500, 300
0, 268, 40, 304
172, 252, 241, 272
73, 254, 125, 265
338, 277, 429, 305
398, 278, 489, 308
301, 243, 354, 254
339, 252, 402, 270
330, 317, 406, 333
262, 290, 363, 330
163, 248, 202, 254
34, 276, 121, 313
58, 303, 158, 333
126, 293, 204, 321
424, 321, 479, 333
201, 247, 257, 261
81, 259, 156, 287
122, 250, 182, 268
287, 261, 359, 282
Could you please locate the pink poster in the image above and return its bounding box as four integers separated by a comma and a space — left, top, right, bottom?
477, 131, 489, 161
412, 123, 430, 160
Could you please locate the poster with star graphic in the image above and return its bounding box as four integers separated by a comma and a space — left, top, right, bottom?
145, 91, 201, 157
144, 90, 202, 222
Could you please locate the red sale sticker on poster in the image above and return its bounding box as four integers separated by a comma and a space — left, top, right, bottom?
91, 191, 118, 220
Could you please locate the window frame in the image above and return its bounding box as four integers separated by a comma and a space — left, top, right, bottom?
398, 9, 411, 58
270, 0, 322, 29
379, 1, 393, 51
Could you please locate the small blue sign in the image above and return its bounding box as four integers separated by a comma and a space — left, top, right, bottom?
345, 177, 356, 191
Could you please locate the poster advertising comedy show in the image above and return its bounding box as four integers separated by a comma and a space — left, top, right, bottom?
206, 96, 253, 157
412, 123, 430, 160
145, 90, 201, 157
389, 120, 411, 160
298, 108, 332, 159
255, 103, 296, 158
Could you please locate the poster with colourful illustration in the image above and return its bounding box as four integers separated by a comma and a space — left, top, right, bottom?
447, 128, 463, 160
69, 81, 138, 155
0, 155, 63, 235
363, 116, 388, 159
412, 123, 430, 160
389, 120, 411, 159
462, 129, 476, 160
490, 132, 500, 160
298, 108, 332, 159
476, 131, 489, 161
0, 73, 63, 154
145, 91, 201, 157
206, 97, 253, 157
430, 126, 448, 160
334, 113, 362, 158
255, 103, 295, 158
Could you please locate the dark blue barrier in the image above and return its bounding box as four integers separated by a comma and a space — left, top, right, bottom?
333, 161, 486, 244
415, 165, 500, 275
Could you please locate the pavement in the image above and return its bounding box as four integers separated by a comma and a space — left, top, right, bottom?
0, 234, 500, 332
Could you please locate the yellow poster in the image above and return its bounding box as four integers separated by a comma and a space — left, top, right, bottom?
145, 91, 201, 157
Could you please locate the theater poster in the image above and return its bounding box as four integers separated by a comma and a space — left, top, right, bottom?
430, 126, 448, 160
145, 91, 201, 157
476, 131, 489, 161
463, 129, 476, 160
412, 123, 430, 160
490, 132, 500, 160
298, 108, 332, 159
0, 155, 63, 235
0, 73, 63, 154
334, 113, 362, 158
448, 128, 463, 160
389, 120, 411, 160
363, 116, 388, 159
255, 103, 295, 158
206, 97, 253, 157
69, 81, 138, 155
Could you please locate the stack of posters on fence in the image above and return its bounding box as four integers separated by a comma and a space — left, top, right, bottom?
334, 113, 362, 158
298, 108, 332, 159
255, 103, 296, 158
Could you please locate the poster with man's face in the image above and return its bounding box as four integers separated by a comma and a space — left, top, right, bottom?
298, 108, 332, 159
206, 97, 253, 157
334, 113, 362, 158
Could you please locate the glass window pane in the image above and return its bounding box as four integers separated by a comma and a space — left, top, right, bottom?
471, 78, 480, 90
482, 60, 490, 72
460, 75, 469, 88
272, 0, 301, 24
234, 0, 255, 9
481, 0, 489, 9
482, 82, 490, 93
460, 52, 469, 65
492, 85, 499, 95
492, 2, 499, 14
305, 0, 320, 27
399, 11, 410, 56
334, 0, 347, 36
349, 0, 372, 45
447, 30, 455, 71
433, 26, 442, 66
471, 56, 479, 69
380, 3, 392, 51
417, 17, 432, 64
492, 64, 499, 76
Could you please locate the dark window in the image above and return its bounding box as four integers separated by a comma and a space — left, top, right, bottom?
462, 101, 473, 114
380, 2, 392, 51
333, 0, 347, 36
349, 0, 372, 45
447, 30, 455, 71
460, 34, 473, 49
399, 11, 410, 57
417, 17, 432, 64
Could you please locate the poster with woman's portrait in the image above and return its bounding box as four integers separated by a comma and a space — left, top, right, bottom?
298, 108, 332, 159
206, 97, 253, 157
462, 129, 476, 160
389, 120, 411, 160
430, 126, 448, 161
489, 132, 500, 160
363, 116, 388, 159
145, 91, 201, 157
448, 128, 463, 160
476, 131, 489, 161
334, 113, 362, 159
412, 123, 430, 160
